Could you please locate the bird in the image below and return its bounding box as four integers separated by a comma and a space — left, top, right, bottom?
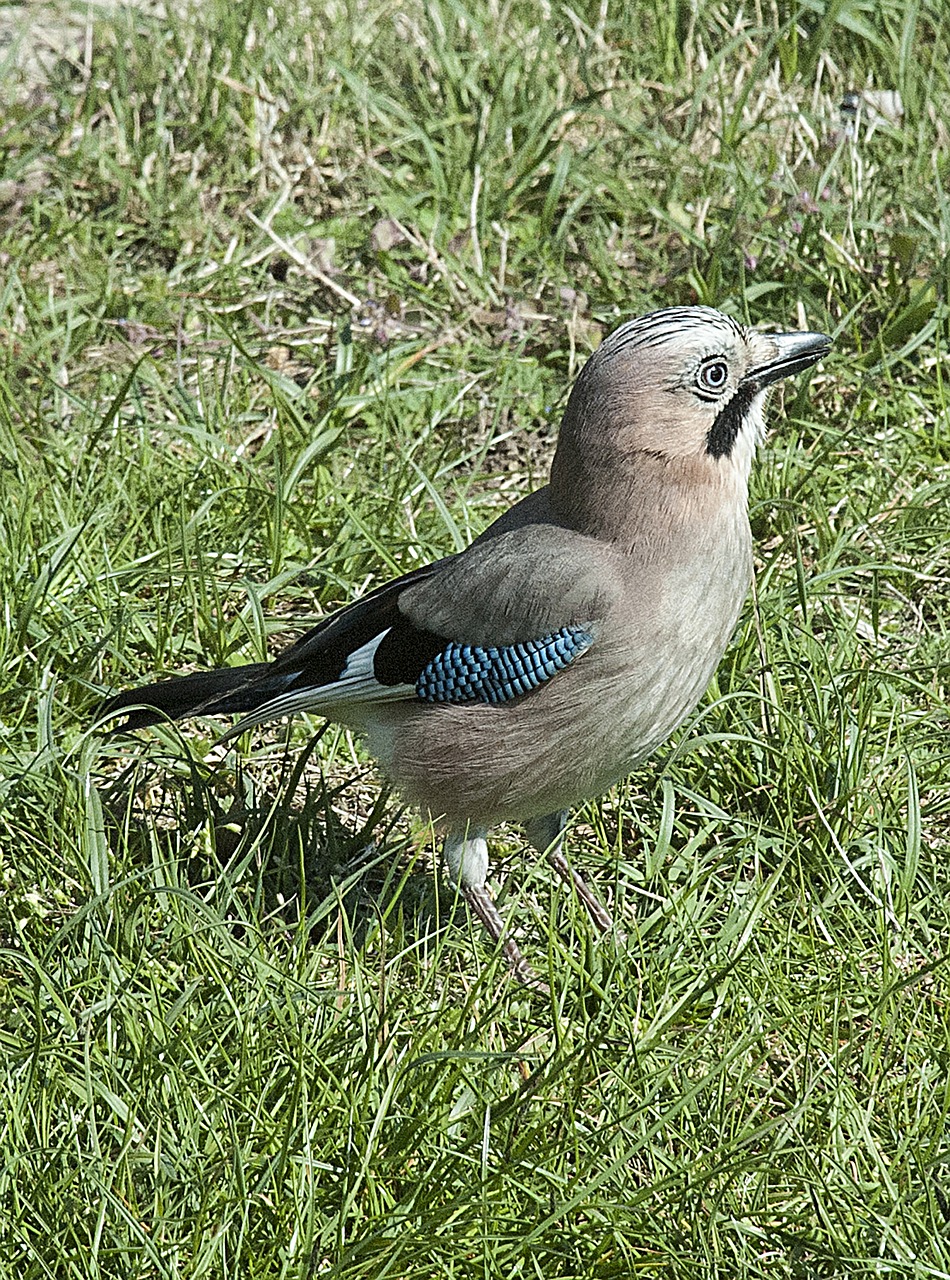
100, 306, 831, 986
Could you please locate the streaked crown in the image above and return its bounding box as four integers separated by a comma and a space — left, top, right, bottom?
556, 305, 829, 472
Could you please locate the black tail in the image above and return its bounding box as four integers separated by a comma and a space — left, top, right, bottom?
99, 662, 290, 732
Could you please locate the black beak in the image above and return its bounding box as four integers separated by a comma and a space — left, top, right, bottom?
749, 330, 832, 389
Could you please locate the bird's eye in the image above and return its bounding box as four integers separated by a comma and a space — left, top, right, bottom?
697, 359, 729, 395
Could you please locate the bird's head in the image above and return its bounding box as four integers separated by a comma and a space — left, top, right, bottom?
553, 306, 830, 499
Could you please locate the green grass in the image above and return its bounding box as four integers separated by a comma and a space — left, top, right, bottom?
2, 0, 950, 1275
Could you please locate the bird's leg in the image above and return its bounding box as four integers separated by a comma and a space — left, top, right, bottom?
442, 826, 546, 990
524, 810, 613, 931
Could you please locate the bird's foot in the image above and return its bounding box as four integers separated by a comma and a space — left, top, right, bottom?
525, 811, 613, 932
462, 885, 549, 994
546, 847, 613, 931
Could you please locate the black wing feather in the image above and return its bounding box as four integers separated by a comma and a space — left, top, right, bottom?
101, 557, 448, 731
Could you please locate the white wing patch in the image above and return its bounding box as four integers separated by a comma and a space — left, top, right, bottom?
222, 629, 416, 739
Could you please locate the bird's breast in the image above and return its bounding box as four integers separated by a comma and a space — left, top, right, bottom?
363, 515, 753, 828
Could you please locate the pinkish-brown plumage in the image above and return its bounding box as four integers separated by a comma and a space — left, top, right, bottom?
101, 306, 830, 985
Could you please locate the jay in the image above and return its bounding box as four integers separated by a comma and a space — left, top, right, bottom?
102, 306, 831, 984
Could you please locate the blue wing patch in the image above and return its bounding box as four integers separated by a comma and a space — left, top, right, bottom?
416, 625, 595, 704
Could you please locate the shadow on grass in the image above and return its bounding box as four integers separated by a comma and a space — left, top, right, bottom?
93, 726, 466, 963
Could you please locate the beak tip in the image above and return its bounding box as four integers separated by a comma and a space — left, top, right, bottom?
755, 329, 832, 387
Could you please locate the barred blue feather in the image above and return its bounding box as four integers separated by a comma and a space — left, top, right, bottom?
416, 626, 595, 704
